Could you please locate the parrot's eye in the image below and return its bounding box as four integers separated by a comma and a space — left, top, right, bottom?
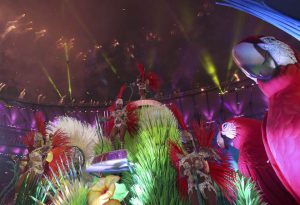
222, 123, 228, 129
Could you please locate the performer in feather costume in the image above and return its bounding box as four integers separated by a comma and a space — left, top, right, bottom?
135, 63, 160, 99
106, 85, 139, 149
15, 112, 70, 204
168, 104, 235, 205
21, 112, 71, 176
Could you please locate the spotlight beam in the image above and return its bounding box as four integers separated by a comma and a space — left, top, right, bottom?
64, 0, 118, 75
40, 65, 63, 98
226, 12, 245, 78
64, 42, 73, 100
200, 52, 222, 92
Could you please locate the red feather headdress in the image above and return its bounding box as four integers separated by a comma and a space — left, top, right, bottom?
136, 63, 161, 91
22, 112, 47, 149
192, 121, 214, 148
117, 84, 126, 100
146, 72, 160, 91
136, 63, 145, 81
34, 112, 47, 138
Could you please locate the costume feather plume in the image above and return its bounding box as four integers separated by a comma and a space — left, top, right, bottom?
47, 116, 99, 164
146, 72, 160, 91
192, 121, 214, 148
22, 131, 35, 150
105, 118, 115, 137
47, 146, 71, 176
51, 130, 70, 147
137, 63, 160, 91
46, 130, 71, 175
168, 140, 188, 198
137, 63, 145, 81
125, 102, 139, 135
168, 103, 188, 131
209, 150, 236, 202
117, 84, 126, 100
22, 112, 47, 150
34, 112, 47, 137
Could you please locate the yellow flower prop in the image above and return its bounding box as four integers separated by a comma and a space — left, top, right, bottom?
46, 151, 53, 162
88, 175, 121, 205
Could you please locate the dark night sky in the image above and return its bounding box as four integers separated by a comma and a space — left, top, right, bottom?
0, 0, 299, 104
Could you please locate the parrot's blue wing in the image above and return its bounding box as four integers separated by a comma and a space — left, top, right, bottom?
217, 0, 300, 41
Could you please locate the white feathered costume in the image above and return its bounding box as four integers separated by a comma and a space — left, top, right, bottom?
47, 116, 106, 164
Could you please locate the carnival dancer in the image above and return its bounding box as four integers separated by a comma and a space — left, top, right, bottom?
135, 63, 160, 100
168, 104, 235, 205
106, 85, 138, 149
15, 112, 70, 204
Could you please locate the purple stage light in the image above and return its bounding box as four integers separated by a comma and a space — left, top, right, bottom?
202, 109, 214, 121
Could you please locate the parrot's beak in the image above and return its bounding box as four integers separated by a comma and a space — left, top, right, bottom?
232, 42, 277, 81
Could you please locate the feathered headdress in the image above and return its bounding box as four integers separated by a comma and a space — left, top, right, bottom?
115, 84, 126, 105
192, 121, 215, 148
136, 63, 161, 91
137, 63, 145, 81
34, 112, 47, 138
192, 121, 236, 202
22, 112, 47, 148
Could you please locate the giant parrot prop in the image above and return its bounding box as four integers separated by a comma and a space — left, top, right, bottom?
218, 117, 297, 205
232, 35, 300, 203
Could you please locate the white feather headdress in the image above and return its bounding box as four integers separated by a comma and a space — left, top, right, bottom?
47, 116, 100, 163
